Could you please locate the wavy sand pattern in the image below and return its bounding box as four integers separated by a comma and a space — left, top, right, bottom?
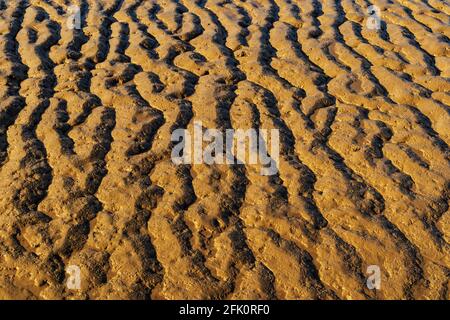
0, 0, 448, 299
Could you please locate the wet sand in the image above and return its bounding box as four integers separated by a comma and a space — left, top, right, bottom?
0, 0, 448, 299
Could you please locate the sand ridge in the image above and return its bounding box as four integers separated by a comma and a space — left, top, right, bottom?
0, 0, 448, 299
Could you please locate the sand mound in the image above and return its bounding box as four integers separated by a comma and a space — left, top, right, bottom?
0, 0, 448, 299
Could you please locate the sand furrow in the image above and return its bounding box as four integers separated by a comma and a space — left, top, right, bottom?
0, 0, 448, 300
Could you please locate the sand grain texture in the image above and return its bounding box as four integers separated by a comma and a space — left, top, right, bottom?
0, 0, 449, 299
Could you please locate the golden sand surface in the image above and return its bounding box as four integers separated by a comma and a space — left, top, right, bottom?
0, 0, 448, 299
